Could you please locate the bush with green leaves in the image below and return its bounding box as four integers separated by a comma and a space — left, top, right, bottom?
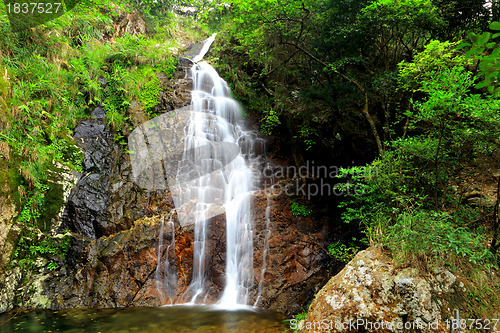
327, 239, 362, 263
335, 39, 500, 264
13, 228, 72, 272
290, 201, 313, 217
293, 126, 318, 151
337, 156, 495, 268
139, 72, 161, 115
383, 209, 493, 266
459, 21, 500, 97
260, 109, 281, 135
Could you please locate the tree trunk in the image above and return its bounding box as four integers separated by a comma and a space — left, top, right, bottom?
490, 174, 500, 256
434, 119, 446, 209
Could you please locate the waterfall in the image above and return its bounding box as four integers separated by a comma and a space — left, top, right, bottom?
155, 214, 177, 304
183, 46, 256, 306
130, 33, 268, 307
192, 33, 218, 63
254, 194, 272, 307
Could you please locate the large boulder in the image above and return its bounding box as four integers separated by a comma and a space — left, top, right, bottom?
58, 118, 115, 239
302, 246, 462, 332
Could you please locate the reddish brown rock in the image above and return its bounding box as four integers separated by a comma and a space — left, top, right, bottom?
251, 190, 332, 316
38, 186, 333, 314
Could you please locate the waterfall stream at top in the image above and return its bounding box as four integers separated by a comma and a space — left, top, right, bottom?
132, 33, 269, 308
184, 34, 258, 307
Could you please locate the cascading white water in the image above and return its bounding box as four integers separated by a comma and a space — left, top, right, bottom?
155, 214, 177, 304
180, 39, 258, 307
254, 194, 272, 307
192, 33, 218, 63
143, 34, 270, 308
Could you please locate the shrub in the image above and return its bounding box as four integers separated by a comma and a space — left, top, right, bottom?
382, 210, 494, 267
139, 72, 161, 115
290, 201, 313, 217
327, 240, 361, 263
260, 109, 280, 135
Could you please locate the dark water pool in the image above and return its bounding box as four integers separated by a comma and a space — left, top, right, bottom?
0, 305, 291, 332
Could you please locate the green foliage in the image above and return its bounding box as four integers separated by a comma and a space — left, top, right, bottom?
336, 40, 500, 264
433, 0, 492, 39
290, 201, 313, 217
338, 154, 496, 268
328, 239, 361, 263
398, 40, 467, 92
205, 0, 451, 160
153, 56, 178, 79
104, 62, 129, 130
460, 21, 500, 97
290, 302, 311, 333
13, 224, 72, 272
293, 126, 318, 151
382, 210, 494, 266
260, 109, 280, 135
139, 72, 161, 115
398, 39, 500, 208
0, 2, 183, 278
361, 0, 444, 67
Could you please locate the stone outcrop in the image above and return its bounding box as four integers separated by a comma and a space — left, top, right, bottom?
0, 53, 335, 314
0, 189, 17, 273
59, 118, 115, 239
59, 57, 193, 240
302, 246, 463, 332
0, 163, 19, 314
28, 185, 332, 312
252, 190, 332, 316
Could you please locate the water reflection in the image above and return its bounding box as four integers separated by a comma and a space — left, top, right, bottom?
0, 305, 290, 332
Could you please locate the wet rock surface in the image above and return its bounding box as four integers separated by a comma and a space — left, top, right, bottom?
59, 57, 193, 241
59, 118, 114, 239
251, 190, 333, 316
47, 217, 164, 309
41, 188, 333, 311
0, 267, 21, 313
8, 54, 335, 315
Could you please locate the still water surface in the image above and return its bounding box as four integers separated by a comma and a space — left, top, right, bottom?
0, 305, 291, 332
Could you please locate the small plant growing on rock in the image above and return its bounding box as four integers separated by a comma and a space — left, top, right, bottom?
327, 239, 361, 263
260, 109, 281, 135
290, 201, 312, 217
139, 72, 161, 115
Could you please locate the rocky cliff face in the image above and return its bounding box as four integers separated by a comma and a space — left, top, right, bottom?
0, 185, 17, 273
1, 57, 334, 314
302, 246, 463, 333
29, 184, 333, 313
